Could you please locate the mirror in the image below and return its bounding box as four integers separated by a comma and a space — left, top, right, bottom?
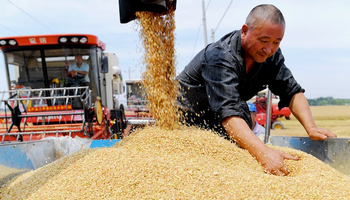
101, 55, 108, 73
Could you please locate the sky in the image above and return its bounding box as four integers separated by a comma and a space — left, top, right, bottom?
0, 0, 350, 99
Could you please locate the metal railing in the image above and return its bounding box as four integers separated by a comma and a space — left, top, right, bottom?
0, 86, 92, 142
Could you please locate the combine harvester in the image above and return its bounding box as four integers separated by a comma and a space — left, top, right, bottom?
0, 34, 137, 170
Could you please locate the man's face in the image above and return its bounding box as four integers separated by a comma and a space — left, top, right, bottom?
241, 20, 285, 63
75, 55, 83, 66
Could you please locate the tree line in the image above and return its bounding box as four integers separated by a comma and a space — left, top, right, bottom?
307, 97, 350, 106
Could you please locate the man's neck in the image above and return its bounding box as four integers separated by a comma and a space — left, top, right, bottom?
245, 57, 254, 74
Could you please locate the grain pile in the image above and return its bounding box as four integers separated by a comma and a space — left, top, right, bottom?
0, 165, 29, 188
1, 126, 350, 199
136, 9, 179, 130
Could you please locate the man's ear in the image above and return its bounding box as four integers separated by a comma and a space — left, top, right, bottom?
241, 24, 249, 38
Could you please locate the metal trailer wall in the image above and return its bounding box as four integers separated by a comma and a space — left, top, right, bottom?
0, 138, 120, 170
271, 136, 350, 175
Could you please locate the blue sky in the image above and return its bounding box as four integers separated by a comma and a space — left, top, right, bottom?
1, 0, 350, 98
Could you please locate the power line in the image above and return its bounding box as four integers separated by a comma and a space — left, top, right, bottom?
192, 0, 211, 57
7, 0, 55, 33
191, 24, 203, 58
205, 0, 211, 12
214, 0, 233, 33
0, 23, 20, 35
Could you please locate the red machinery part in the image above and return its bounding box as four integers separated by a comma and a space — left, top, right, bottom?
254, 96, 291, 128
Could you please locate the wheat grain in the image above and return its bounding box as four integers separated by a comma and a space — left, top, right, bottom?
1, 126, 349, 199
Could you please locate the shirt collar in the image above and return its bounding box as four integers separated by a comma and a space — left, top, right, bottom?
231, 30, 245, 69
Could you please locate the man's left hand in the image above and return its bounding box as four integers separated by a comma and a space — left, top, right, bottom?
308, 127, 337, 140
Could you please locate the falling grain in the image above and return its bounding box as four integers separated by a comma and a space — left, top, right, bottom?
136, 9, 179, 130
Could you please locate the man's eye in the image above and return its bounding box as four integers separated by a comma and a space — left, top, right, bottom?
260, 40, 268, 43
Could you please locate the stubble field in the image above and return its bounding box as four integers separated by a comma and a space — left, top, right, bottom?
271, 105, 350, 138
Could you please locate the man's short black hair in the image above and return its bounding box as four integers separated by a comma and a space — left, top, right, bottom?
246, 4, 285, 30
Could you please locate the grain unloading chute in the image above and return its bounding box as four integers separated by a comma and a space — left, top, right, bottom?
119, 0, 177, 23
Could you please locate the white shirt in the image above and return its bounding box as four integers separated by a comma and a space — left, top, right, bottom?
68, 62, 90, 82
252, 121, 266, 142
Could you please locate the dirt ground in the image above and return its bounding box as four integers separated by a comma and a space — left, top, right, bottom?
271, 106, 350, 138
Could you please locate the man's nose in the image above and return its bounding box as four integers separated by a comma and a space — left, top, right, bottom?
262, 43, 272, 54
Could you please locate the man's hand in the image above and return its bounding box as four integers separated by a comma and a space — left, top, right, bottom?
289, 92, 338, 140
68, 70, 76, 77
223, 116, 297, 176
256, 146, 299, 176
307, 127, 337, 140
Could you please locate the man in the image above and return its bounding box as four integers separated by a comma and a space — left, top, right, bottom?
68, 55, 90, 86
247, 102, 265, 142
176, 4, 336, 176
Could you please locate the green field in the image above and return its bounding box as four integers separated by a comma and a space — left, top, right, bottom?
271, 106, 350, 138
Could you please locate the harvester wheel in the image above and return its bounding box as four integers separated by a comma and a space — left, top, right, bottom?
119, 104, 127, 129
95, 97, 103, 124
271, 121, 284, 130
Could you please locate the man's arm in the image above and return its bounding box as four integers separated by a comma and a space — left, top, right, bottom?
222, 116, 298, 176
289, 92, 337, 140
75, 70, 88, 76
67, 64, 74, 77
75, 63, 89, 76
68, 70, 88, 77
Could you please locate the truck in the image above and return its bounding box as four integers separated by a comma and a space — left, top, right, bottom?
122, 79, 154, 134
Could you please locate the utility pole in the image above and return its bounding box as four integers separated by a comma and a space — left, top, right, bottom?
202, 0, 208, 47
211, 29, 215, 43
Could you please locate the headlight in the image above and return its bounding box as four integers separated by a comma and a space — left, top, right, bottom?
71, 37, 79, 43
59, 37, 67, 43
58, 36, 88, 44
8, 40, 17, 45
0, 40, 6, 45
79, 37, 88, 43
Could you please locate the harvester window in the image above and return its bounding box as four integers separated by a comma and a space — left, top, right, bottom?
42, 49, 92, 88
4, 47, 100, 109
66, 55, 91, 87
7, 50, 44, 89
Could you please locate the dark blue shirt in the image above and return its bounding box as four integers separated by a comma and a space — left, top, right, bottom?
176, 30, 304, 129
